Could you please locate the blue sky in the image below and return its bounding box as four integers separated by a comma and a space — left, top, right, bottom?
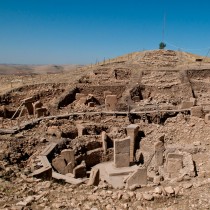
0, 0, 210, 64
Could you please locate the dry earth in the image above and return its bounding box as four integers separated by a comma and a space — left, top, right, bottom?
1, 50, 210, 210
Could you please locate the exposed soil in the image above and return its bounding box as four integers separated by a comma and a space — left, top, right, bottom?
1, 50, 210, 210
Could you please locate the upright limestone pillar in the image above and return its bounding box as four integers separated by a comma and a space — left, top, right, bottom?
154, 135, 165, 167
126, 124, 139, 162
114, 137, 130, 168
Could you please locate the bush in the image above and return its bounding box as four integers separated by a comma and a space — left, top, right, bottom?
159, 42, 166, 49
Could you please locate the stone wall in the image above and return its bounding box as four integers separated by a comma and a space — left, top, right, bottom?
78, 85, 125, 104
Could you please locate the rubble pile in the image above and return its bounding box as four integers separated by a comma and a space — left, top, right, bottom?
138, 50, 179, 68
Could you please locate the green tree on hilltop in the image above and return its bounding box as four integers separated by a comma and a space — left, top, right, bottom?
159, 42, 166, 49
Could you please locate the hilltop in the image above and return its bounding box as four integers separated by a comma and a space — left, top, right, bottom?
89, 49, 210, 70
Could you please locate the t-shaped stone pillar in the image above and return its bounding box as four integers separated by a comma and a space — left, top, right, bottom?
22, 97, 35, 115
114, 137, 130, 168
154, 135, 165, 167
126, 124, 139, 162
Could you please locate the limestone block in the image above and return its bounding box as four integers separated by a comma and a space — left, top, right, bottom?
205, 113, 210, 123
166, 153, 183, 174
180, 153, 195, 177
61, 149, 75, 166
103, 91, 112, 99
29, 166, 52, 180
132, 96, 140, 102
33, 101, 43, 115
167, 153, 183, 161
52, 172, 86, 185
75, 93, 86, 100
40, 156, 51, 168
114, 137, 130, 154
76, 124, 85, 136
114, 153, 130, 168
86, 148, 103, 168
73, 161, 86, 178
33, 101, 43, 109
154, 141, 165, 167
167, 158, 183, 173
102, 131, 107, 154
36, 107, 47, 118
22, 97, 35, 103
126, 124, 139, 137
64, 162, 74, 174
105, 95, 117, 111
191, 106, 203, 118
40, 143, 58, 157
126, 124, 139, 162
126, 167, 147, 187
164, 186, 174, 195
87, 168, 100, 186
52, 156, 66, 175
88, 102, 95, 107
180, 101, 194, 109
25, 102, 34, 115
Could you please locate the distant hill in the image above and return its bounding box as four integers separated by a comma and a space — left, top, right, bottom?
0, 64, 81, 75
1, 50, 210, 75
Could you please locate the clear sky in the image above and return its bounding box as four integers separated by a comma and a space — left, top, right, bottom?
0, 0, 210, 64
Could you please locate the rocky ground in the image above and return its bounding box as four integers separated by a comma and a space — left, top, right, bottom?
1, 50, 210, 209
1, 168, 210, 210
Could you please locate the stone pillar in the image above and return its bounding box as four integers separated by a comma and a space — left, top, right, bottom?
33, 101, 43, 116
25, 102, 34, 115
103, 91, 112, 99
61, 149, 75, 167
114, 137, 130, 168
88, 102, 95, 107
52, 156, 66, 175
205, 113, 210, 124
166, 153, 183, 178
102, 131, 107, 154
22, 97, 35, 115
73, 161, 86, 178
126, 167, 147, 188
64, 162, 74, 174
87, 168, 100, 186
36, 107, 47, 118
76, 124, 85, 136
126, 124, 139, 162
154, 135, 165, 167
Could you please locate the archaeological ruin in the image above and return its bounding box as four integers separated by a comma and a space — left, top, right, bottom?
1, 50, 210, 209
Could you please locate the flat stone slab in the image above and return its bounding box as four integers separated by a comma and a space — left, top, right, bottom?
93, 162, 139, 188
39, 155, 51, 168
126, 124, 139, 129
29, 165, 52, 180
40, 143, 57, 156
106, 163, 139, 176
0, 128, 16, 134
52, 172, 87, 185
